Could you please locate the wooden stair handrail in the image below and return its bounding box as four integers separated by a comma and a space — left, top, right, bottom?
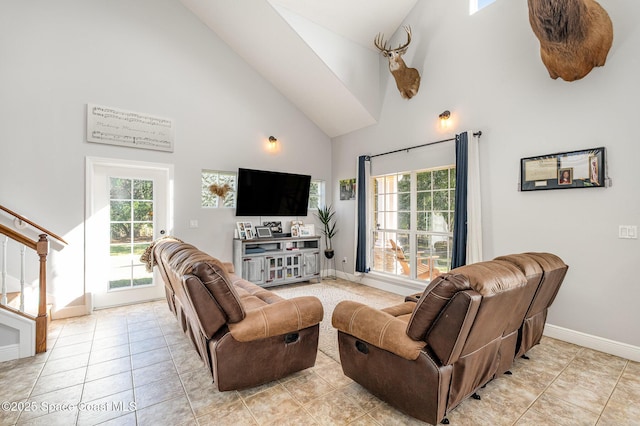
0, 303, 36, 321
0, 223, 37, 250
0, 225, 50, 354
0, 204, 67, 245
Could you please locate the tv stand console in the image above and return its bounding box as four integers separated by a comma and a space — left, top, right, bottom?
232, 236, 321, 288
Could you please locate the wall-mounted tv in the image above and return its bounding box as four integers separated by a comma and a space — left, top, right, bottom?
235, 168, 311, 217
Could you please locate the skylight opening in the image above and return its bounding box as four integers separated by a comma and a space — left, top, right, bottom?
470, 0, 496, 15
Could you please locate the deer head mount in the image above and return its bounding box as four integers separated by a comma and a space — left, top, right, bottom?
528, 0, 613, 81
374, 26, 421, 99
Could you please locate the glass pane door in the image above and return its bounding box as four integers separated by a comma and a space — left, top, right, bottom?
109, 177, 154, 291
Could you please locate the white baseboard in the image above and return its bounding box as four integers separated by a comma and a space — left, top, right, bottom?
544, 324, 640, 362
51, 304, 88, 320
333, 270, 425, 295
0, 344, 20, 363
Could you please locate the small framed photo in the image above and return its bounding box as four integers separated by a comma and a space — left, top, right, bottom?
237, 221, 254, 239
589, 155, 599, 185
263, 221, 282, 234
340, 178, 356, 200
236, 222, 246, 239
558, 168, 573, 185
299, 224, 315, 237
291, 225, 300, 237
255, 226, 272, 238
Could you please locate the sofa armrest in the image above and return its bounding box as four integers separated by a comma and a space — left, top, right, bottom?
222, 262, 235, 274
228, 296, 323, 342
332, 300, 425, 361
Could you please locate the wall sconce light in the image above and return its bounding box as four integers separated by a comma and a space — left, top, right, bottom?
269, 136, 277, 145
439, 110, 451, 128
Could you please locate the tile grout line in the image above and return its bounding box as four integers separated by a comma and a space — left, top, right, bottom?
509, 346, 584, 425
163, 313, 201, 425
594, 359, 629, 425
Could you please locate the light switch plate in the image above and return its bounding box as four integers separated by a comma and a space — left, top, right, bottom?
619, 225, 637, 239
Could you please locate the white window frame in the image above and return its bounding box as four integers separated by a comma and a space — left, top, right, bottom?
201, 170, 237, 208
470, 0, 496, 14
370, 165, 455, 282
308, 179, 325, 211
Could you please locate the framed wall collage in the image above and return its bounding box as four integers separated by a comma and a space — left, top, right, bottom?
520, 147, 606, 191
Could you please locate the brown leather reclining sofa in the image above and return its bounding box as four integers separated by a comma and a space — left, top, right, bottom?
147, 237, 324, 391
332, 252, 567, 424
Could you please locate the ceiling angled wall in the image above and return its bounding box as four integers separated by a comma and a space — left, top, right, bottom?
179, 0, 417, 137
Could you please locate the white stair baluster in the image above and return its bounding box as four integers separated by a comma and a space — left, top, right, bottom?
1, 236, 7, 305
20, 244, 26, 312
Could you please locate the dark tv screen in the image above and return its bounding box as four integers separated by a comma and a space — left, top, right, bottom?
235, 168, 311, 216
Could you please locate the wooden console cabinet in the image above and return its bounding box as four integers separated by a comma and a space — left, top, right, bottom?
232, 236, 321, 288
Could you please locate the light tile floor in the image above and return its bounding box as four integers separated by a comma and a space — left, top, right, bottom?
0, 280, 638, 425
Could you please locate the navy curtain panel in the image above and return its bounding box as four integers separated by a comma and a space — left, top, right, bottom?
452, 132, 468, 269
355, 155, 369, 272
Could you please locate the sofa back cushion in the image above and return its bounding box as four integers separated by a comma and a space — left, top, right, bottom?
493, 254, 544, 328
406, 274, 471, 341
153, 239, 246, 324
449, 260, 528, 355
523, 252, 568, 315
190, 259, 245, 323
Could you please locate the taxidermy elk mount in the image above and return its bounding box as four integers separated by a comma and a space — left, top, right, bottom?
374, 26, 421, 99
528, 0, 613, 81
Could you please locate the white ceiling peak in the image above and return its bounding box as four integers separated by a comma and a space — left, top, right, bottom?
180, 0, 417, 137
269, 0, 419, 50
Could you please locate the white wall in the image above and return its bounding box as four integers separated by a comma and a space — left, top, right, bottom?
274, 5, 381, 119
0, 324, 19, 346
0, 0, 331, 317
332, 0, 640, 348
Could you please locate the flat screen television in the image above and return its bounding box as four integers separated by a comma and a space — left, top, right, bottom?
235, 168, 311, 217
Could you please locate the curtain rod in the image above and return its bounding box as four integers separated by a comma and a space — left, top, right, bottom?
369, 130, 482, 159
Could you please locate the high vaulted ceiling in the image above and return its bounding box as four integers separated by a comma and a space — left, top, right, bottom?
179, 0, 418, 137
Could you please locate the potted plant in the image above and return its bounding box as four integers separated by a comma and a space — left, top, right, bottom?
316, 204, 337, 259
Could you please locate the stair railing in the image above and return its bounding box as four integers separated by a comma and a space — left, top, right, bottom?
0, 204, 67, 354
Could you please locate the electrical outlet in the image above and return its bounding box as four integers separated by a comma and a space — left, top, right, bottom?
342, 257, 347, 263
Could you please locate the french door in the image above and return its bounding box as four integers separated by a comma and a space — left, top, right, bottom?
86, 157, 172, 309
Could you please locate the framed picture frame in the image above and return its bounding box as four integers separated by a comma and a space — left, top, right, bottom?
558, 168, 573, 185
262, 221, 282, 234
340, 178, 356, 200
237, 221, 255, 239
299, 224, 315, 237
255, 226, 272, 238
520, 147, 606, 191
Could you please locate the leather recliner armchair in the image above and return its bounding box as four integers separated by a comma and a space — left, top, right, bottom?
148, 238, 324, 391
332, 253, 567, 424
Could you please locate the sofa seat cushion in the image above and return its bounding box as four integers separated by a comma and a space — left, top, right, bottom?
229, 274, 286, 308
332, 300, 426, 360
381, 302, 415, 324
228, 296, 324, 342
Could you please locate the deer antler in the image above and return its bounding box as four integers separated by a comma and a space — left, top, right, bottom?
374, 33, 389, 53
395, 26, 412, 52
374, 26, 413, 55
